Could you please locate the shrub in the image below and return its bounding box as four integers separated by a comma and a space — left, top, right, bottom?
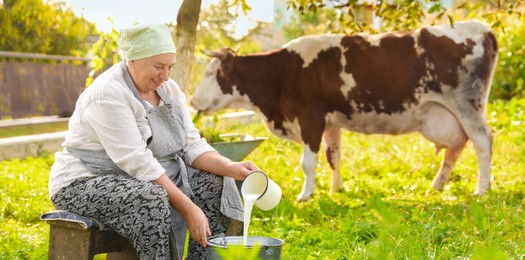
491, 18, 525, 100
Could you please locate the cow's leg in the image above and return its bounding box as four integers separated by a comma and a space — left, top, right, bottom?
424, 101, 493, 195
323, 128, 342, 193
297, 146, 319, 201
461, 122, 493, 195
451, 95, 493, 194
431, 145, 465, 191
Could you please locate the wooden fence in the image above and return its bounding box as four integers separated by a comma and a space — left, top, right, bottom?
0, 51, 91, 119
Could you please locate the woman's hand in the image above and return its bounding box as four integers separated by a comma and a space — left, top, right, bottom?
183, 204, 211, 247
154, 174, 211, 247
226, 161, 260, 180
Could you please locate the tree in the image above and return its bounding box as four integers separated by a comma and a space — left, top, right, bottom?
174, 0, 265, 93
173, 0, 202, 94
184, 0, 269, 94
282, 7, 340, 40
286, 0, 524, 34
196, 0, 267, 53
286, 0, 447, 34
0, 0, 98, 56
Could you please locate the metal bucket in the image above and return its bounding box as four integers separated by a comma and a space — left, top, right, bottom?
208, 236, 284, 260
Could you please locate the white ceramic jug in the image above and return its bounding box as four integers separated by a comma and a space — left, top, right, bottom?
241, 171, 282, 210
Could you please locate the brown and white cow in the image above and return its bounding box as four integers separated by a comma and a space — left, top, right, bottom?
191, 21, 498, 201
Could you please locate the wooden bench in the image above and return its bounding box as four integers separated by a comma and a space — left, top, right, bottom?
41, 211, 138, 260
41, 210, 243, 259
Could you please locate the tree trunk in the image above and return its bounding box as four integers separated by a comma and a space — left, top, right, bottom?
173, 0, 202, 95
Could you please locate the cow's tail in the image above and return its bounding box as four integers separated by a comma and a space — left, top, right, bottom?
485, 30, 498, 54
481, 30, 499, 110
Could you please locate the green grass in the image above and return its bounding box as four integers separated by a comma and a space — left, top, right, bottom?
1, 98, 525, 259
0, 121, 69, 138
0, 156, 54, 259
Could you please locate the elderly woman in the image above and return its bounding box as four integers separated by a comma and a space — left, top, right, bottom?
48, 24, 256, 259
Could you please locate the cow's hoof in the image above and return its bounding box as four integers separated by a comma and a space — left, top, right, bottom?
296, 193, 312, 202
331, 178, 343, 193
431, 181, 445, 192
475, 182, 490, 196
474, 189, 488, 196
431, 174, 448, 191
330, 185, 344, 194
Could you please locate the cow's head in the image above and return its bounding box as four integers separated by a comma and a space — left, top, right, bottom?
191, 48, 241, 114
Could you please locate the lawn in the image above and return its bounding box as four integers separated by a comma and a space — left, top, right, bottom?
1, 98, 524, 259
0, 121, 69, 138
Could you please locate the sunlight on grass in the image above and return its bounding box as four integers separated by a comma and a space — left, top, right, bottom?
1, 99, 525, 258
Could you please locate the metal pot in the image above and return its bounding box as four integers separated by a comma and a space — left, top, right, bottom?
208, 236, 284, 260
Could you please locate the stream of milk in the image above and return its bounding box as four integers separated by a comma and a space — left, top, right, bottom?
242, 193, 259, 245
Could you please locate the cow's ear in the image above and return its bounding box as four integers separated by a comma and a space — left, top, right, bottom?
218, 52, 236, 80
201, 49, 228, 61
219, 60, 233, 79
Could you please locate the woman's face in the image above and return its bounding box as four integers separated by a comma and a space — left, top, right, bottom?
128, 53, 176, 93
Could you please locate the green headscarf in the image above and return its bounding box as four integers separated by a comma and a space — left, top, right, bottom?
118, 24, 176, 61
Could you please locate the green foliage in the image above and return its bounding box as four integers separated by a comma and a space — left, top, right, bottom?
0, 0, 98, 56
196, 0, 267, 52
192, 111, 222, 142
487, 98, 525, 155
193, 111, 245, 143
472, 245, 509, 260
287, 0, 449, 34
282, 7, 340, 40
197, 0, 241, 49
199, 127, 225, 143
287, 0, 524, 34
85, 20, 120, 86
470, 201, 487, 233
455, 0, 523, 31
492, 18, 525, 100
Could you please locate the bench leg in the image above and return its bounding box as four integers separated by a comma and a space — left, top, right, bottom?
47, 221, 138, 260
48, 224, 96, 260
226, 218, 243, 236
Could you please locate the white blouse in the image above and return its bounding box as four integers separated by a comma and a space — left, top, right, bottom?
48, 62, 215, 198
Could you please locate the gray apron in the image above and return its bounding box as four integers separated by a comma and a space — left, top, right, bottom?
67, 62, 243, 259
